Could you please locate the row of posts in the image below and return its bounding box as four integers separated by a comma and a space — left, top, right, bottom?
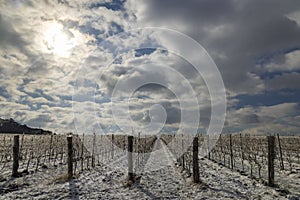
175, 135, 276, 186
65, 135, 136, 181
11, 134, 276, 187
11, 135, 139, 181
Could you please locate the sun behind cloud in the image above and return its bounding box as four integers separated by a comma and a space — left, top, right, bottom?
42, 21, 77, 57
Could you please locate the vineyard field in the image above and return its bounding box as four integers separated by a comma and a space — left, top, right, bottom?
0, 133, 299, 199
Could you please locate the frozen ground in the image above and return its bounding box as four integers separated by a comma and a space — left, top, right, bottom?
0, 139, 299, 199
209, 151, 300, 195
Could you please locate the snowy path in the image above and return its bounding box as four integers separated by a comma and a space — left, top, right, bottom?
137, 139, 193, 199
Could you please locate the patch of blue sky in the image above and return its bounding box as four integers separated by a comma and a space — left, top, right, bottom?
136, 94, 151, 100
0, 86, 10, 99
109, 22, 124, 35
88, 0, 126, 11
135, 48, 156, 57
79, 23, 105, 40
232, 89, 300, 109
57, 95, 72, 101
21, 100, 48, 111
82, 24, 126, 53
16, 95, 71, 111
34, 89, 54, 101
94, 93, 111, 104
80, 21, 123, 42
96, 30, 162, 58
17, 86, 55, 102
112, 56, 123, 64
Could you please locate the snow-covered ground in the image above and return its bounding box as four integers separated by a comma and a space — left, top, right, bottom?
0, 139, 299, 199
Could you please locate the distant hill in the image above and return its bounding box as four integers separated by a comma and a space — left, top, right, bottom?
0, 118, 52, 135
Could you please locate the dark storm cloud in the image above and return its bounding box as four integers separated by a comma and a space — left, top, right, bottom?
130, 0, 300, 95
142, 0, 236, 25
125, 0, 300, 132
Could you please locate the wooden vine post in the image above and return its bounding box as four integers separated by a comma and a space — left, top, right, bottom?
67, 136, 73, 179
277, 134, 284, 170
267, 135, 275, 187
49, 133, 53, 162
111, 134, 114, 159
12, 135, 20, 177
229, 134, 234, 170
81, 133, 85, 171
181, 138, 185, 168
127, 135, 134, 182
240, 133, 244, 171
92, 133, 96, 168
192, 135, 200, 183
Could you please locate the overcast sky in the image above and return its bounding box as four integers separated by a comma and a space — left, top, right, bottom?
0, 0, 299, 134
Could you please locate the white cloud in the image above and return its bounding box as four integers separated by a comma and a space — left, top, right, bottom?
260, 103, 298, 117
0, 0, 128, 132
226, 103, 299, 134
287, 10, 300, 26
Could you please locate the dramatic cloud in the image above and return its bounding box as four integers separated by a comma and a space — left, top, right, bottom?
124, 0, 300, 134
0, 0, 299, 134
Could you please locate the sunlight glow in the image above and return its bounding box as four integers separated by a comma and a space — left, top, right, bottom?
42, 22, 76, 57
